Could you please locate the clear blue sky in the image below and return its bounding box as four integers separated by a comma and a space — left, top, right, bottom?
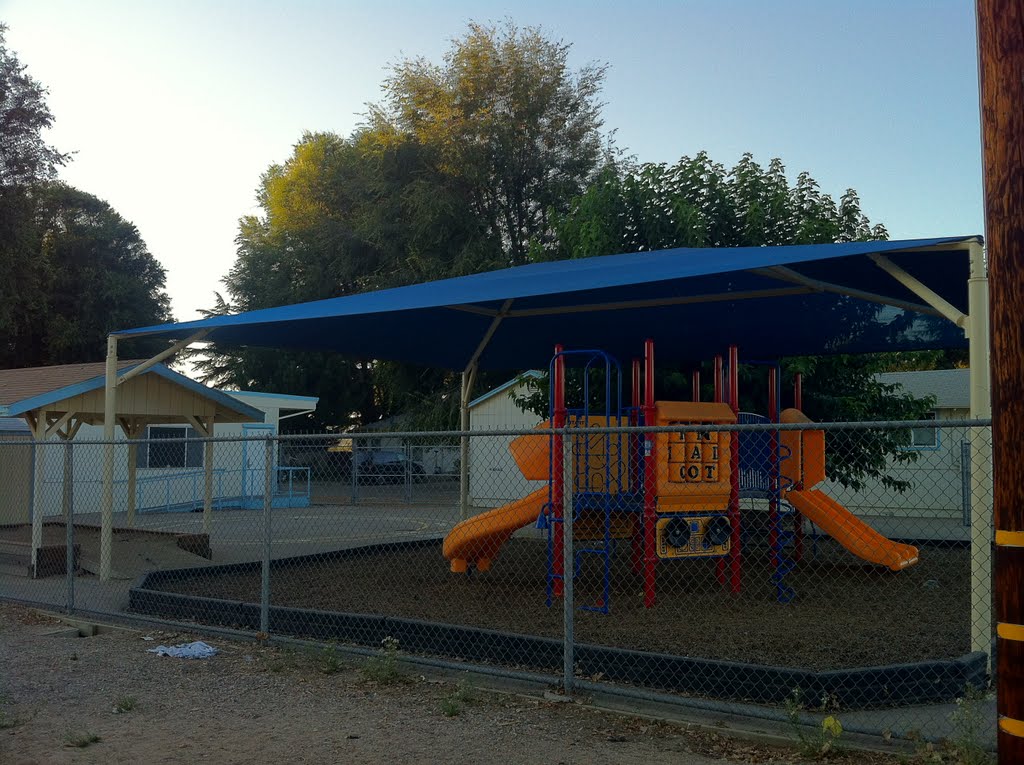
3, 0, 982, 325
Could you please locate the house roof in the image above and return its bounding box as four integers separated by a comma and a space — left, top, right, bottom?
468, 371, 545, 409
0, 361, 264, 423
111, 236, 981, 370
876, 368, 970, 409
0, 360, 138, 407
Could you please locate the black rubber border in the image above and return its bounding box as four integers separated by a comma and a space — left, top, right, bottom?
129, 539, 987, 708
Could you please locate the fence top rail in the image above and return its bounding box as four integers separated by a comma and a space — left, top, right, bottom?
13, 418, 992, 445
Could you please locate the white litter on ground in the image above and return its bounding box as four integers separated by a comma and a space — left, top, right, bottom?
147, 641, 219, 659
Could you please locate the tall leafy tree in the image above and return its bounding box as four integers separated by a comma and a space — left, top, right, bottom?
0, 24, 69, 185
203, 21, 608, 427
368, 20, 607, 266
0, 27, 170, 368
517, 152, 932, 490
1, 184, 173, 368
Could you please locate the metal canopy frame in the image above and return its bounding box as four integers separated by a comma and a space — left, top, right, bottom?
97, 238, 992, 659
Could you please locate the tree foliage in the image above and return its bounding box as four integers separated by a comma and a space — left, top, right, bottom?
513, 152, 933, 490
0, 184, 173, 368
200, 22, 608, 428
368, 21, 607, 266
0, 24, 69, 186
0, 28, 171, 368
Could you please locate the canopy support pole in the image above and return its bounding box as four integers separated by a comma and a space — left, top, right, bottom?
966, 242, 993, 660
458, 298, 514, 521
30, 409, 47, 577
116, 330, 210, 387
100, 336, 118, 581
867, 254, 968, 328
459, 365, 478, 521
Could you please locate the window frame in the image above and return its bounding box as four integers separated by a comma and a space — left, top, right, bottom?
138, 425, 205, 469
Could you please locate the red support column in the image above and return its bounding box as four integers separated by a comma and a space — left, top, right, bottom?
792, 372, 804, 562
692, 370, 701, 403
551, 345, 566, 597
643, 339, 658, 608
728, 345, 742, 595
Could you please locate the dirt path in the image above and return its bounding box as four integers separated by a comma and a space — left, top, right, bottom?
0, 604, 912, 764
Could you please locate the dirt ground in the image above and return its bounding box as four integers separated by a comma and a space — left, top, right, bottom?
0, 603, 938, 765
153, 538, 970, 669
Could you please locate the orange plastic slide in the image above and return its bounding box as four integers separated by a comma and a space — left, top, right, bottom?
786, 489, 919, 571
443, 487, 548, 573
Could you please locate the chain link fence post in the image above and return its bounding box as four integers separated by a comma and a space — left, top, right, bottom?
562, 431, 574, 696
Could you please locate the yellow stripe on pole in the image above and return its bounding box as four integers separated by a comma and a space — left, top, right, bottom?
995, 530, 1024, 547
998, 623, 1024, 642
1000, 716, 1024, 738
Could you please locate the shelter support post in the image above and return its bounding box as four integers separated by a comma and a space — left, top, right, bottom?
30, 410, 47, 577
100, 335, 118, 581
126, 442, 138, 528
459, 366, 477, 521
967, 242, 993, 660
61, 435, 73, 523
203, 416, 215, 534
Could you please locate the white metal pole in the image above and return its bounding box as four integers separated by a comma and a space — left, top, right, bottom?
100, 335, 118, 581
967, 242, 993, 658
203, 417, 214, 534
30, 411, 47, 577
126, 440, 138, 528
459, 369, 473, 521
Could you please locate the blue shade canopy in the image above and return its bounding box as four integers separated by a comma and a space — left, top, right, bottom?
116, 236, 981, 370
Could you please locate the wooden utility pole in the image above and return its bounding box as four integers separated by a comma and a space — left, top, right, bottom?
977, 1, 1024, 761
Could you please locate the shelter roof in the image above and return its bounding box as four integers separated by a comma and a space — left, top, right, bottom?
113, 236, 981, 370
0, 361, 263, 423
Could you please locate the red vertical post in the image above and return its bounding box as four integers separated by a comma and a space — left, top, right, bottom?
792, 372, 804, 562
692, 370, 701, 403
713, 354, 726, 585
728, 345, 742, 595
768, 367, 779, 568
551, 344, 566, 597
631, 358, 643, 573
643, 339, 658, 608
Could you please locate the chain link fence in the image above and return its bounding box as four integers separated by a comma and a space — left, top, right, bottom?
0, 419, 995, 748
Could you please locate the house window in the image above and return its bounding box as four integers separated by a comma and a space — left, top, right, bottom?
138, 426, 204, 468
910, 412, 938, 449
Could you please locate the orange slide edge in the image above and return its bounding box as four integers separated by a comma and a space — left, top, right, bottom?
443, 487, 549, 574
786, 489, 919, 572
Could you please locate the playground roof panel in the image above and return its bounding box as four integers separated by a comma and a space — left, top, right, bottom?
114, 236, 981, 370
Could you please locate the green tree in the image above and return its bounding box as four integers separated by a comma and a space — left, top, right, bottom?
368, 20, 607, 266
203, 21, 608, 427
1, 184, 173, 368
0, 24, 69, 185
516, 152, 934, 490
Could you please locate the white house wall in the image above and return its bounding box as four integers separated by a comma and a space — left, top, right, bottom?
469, 384, 544, 508
816, 407, 971, 541
32, 420, 279, 519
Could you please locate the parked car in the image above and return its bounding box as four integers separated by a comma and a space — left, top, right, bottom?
353, 450, 426, 483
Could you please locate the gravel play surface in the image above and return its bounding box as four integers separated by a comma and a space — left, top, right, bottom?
150, 537, 970, 670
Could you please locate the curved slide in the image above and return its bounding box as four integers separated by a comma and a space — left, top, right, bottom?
444, 488, 548, 573
786, 489, 919, 571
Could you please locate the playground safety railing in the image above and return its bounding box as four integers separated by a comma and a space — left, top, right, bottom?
0, 420, 996, 752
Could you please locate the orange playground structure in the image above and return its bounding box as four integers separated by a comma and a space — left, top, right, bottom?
443, 341, 918, 610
